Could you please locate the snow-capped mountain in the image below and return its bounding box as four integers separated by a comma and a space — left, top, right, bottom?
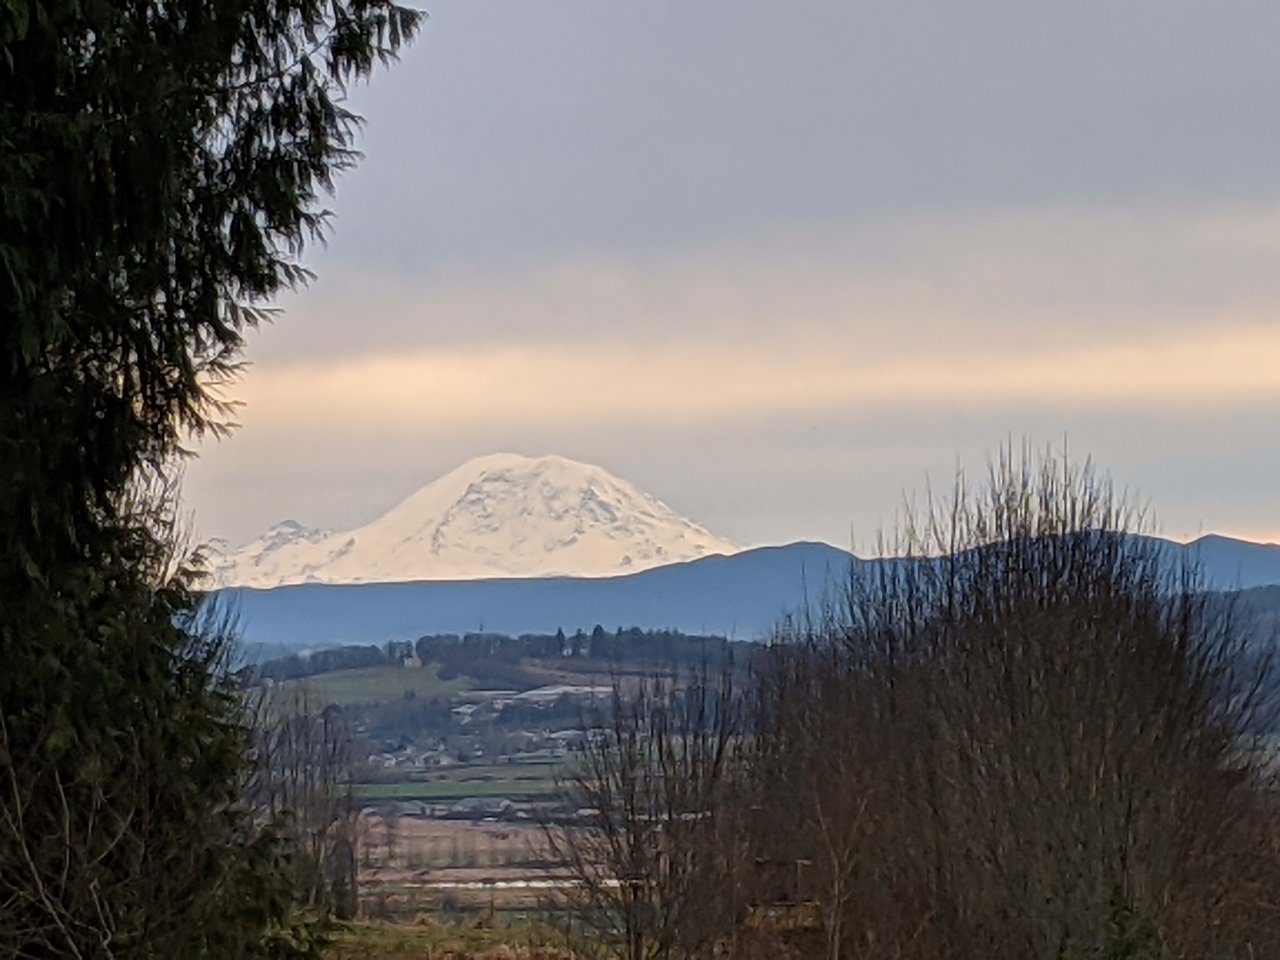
208, 453, 739, 587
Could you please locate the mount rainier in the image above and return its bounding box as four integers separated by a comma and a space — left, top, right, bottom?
208, 453, 739, 588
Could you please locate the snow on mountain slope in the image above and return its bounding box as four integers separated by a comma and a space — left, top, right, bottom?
209, 454, 739, 587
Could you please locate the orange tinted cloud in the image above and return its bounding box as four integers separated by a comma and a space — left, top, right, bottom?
234, 321, 1280, 431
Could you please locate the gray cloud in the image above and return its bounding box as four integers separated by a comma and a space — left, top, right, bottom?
325, 0, 1280, 275
185, 1, 1280, 553
252, 205, 1280, 363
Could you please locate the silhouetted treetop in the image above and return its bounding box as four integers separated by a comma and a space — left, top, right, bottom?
1, 0, 420, 563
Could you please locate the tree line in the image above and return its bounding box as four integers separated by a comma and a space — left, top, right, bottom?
1, 2, 419, 956
248, 628, 743, 686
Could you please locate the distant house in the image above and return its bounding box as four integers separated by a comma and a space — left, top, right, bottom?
511, 684, 612, 706
382, 800, 430, 819
455, 689, 521, 707
451, 703, 480, 724
549, 729, 588, 751
442, 797, 515, 820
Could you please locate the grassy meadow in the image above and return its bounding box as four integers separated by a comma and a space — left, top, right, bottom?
355, 762, 562, 803
278, 664, 469, 706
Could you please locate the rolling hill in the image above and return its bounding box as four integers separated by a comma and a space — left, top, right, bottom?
219, 535, 1280, 652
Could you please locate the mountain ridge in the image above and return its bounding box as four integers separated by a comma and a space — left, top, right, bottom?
220, 535, 1280, 652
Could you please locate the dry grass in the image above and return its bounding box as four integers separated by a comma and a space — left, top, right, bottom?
357, 815, 584, 917
362, 816, 557, 872
324, 920, 585, 960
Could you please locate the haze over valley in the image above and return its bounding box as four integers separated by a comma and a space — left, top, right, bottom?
210, 453, 1280, 650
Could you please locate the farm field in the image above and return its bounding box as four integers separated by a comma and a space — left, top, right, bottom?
279, 664, 468, 706
357, 759, 565, 803
356, 814, 582, 918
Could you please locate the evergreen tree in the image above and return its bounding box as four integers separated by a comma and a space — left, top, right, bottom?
1, 2, 419, 956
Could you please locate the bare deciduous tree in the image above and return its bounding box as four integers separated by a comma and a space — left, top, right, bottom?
745, 447, 1280, 959
548, 666, 745, 960
245, 685, 360, 919
546, 447, 1279, 959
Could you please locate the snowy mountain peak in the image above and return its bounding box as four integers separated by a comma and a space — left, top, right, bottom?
209, 454, 738, 587
262, 519, 330, 546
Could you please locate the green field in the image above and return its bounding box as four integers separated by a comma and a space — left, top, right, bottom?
356, 761, 564, 802
278, 664, 467, 706
355, 780, 557, 802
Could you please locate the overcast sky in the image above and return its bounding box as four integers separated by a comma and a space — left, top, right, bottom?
184, 0, 1280, 551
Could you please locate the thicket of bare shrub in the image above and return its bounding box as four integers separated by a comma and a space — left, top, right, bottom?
558, 449, 1280, 960
748, 451, 1280, 959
